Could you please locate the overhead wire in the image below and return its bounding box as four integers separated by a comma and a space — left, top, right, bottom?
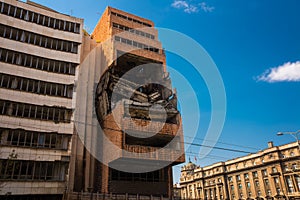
0, 115, 255, 154
184, 135, 259, 151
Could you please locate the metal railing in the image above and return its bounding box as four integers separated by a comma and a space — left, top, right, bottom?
67, 192, 170, 200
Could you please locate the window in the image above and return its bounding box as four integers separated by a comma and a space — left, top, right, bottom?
264, 179, 269, 186
244, 173, 249, 179
38, 133, 45, 147
257, 190, 261, 196
253, 171, 258, 178
272, 167, 277, 173
0, 2, 80, 33
274, 177, 279, 184
0, 24, 79, 53
112, 22, 155, 40
295, 175, 300, 191
111, 12, 152, 27
236, 175, 241, 181
0, 160, 67, 181
0, 128, 70, 150
0, 48, 77, 75
114, 36, 159, 54
197, 188, 201, 196
292, 163, 297, 170
228, 176, 233, 182
262, 169, 268, 176
286, 176, 295, 193
0, 100, 72, 123
246, 182, 250, 188
276, 188, 281, 194
255, 180, 259, 187
0, 73, 74, 98
238, 183, 242, 189
267, 190, 271, 196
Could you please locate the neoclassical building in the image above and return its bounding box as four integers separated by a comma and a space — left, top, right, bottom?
178, 142, 300, 200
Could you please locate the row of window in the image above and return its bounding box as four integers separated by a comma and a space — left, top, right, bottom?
285, 175, 300, 193
110, 168, 166, 182
184, 173, 300, 199
229, 169, 271, 183
0, 160, 67, 181
0, 2, 80, 34
0, 128, 70, 150
0, 23, 79, 54
111, 11, 152, 27
183, 185, 223, 199
229, 176, 289, 197
228, 165, 298, 184
112, 23, 155, 40
0, 73, 74, 98
0, 48, 77, 75
115, 36, 159, 53
203, 187, 223, 199
0, 100, 72, 123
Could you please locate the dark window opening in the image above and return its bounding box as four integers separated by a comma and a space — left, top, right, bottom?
0, 99, 72, 123
0, 2, 80, 34
0, 48, 77, 75
125, 132, 173, 148
0, 160, 67, 181
109, 168, 167, 182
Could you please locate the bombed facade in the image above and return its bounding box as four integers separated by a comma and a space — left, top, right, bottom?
69, 7, 185, 198
0, 1, 185, 199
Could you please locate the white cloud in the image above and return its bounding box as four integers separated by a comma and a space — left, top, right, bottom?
171, 1, 214, 14
199, 2, 215, 12
171, 0, 189, 9
171, 0, 198, 13
185, 5, 198, 13
257, 61, 300, 82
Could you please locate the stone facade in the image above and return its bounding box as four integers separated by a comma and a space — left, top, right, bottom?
178, 142, 300, 200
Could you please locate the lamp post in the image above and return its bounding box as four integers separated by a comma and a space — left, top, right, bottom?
277, 130, 300, 150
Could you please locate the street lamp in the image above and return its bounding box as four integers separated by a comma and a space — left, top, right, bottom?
277, 130, 300, 150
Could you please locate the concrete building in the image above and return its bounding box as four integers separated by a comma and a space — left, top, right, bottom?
0, 1, 184, 199
69, 6, 185, 198
178, 142, 300, 200
0, 0, 83, 199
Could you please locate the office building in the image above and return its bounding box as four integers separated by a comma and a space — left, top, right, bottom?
0, 0, 83, 199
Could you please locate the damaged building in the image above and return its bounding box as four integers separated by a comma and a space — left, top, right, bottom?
0, 1, 185, 199
70, 7, 185, 198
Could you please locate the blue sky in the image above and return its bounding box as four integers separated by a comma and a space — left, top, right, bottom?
30, 0, 300, 182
